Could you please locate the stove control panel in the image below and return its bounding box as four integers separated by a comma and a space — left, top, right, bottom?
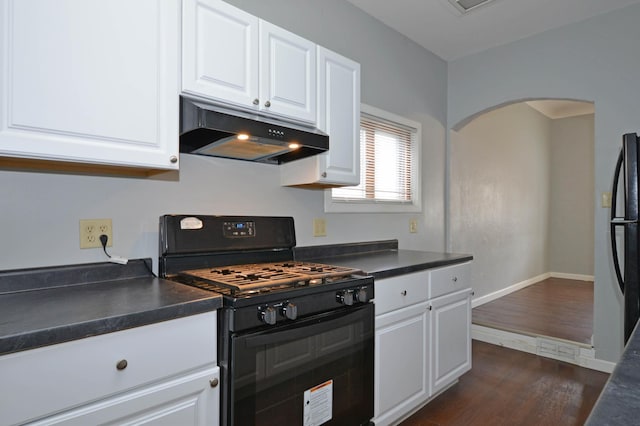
336, 287, 370, 306
223, 221, 255, 238
258, 301, 299, 324
245, 281, 373, 330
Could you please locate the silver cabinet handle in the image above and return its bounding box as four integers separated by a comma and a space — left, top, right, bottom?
321, 172, 327, 178
264, 100, 271, 107
116, 359, 128, 370
169, 155, 178, 164
210, 378, 219, 388
253, 98, 259, 105
452, 276, 458, 282
401, 290, 407, 296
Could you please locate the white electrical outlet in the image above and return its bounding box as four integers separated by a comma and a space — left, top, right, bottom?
79, 219, 113, 249
409, 219, 418, 233
313, 218, 327, 237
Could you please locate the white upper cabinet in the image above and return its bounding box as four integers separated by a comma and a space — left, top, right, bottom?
182, 0, 316, 125
0, 0, 180, 170
259, 20, 316, 123
182, 0, 259, 108
280, 47, 360, 187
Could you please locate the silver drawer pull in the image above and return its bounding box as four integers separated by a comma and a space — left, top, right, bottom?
401, 290, 407, 296
452, 277, 458, 282
210, 378, 219, 388
116, 359, 128, 371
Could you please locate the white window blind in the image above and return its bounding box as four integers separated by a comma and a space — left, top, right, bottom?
332, 111, 415, 204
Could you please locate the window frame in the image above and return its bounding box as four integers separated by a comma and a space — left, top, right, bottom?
324, 104, 422, 213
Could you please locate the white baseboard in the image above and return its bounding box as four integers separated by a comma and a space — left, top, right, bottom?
472, 273, 550, 308
472, 324, 615, 373
472, 272, 594, 308
550, 272, 594, 281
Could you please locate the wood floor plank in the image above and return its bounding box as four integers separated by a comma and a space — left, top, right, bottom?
400, 341, 609, 426
471, 278, 593, 344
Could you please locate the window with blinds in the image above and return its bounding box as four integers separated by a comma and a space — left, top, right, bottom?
330, 105, 420, 210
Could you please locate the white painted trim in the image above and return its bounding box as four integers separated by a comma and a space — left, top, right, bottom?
324, 103, 422, 214
471, 273, 550, 308
550, 272, 594, 281
471, 272, 595, 308
472, 325, 615, 373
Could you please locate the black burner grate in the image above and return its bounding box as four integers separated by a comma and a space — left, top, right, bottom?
178, 261, 361, 293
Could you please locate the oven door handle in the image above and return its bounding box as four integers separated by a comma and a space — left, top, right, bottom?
241, 304, 373, 348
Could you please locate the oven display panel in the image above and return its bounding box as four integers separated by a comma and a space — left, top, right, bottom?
223, 221, 255, 238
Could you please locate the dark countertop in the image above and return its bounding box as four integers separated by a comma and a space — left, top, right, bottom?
1, 241, 470, 356
295, 240, 473, 280
586, 323, 640, 425
0, 259, 222, 356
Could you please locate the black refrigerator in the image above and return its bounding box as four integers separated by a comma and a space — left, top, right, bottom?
611, 132, 640, 344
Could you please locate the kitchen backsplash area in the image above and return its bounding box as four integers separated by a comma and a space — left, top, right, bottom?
0, 154, 436, 272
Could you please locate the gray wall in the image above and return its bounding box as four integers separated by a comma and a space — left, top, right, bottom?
549, 114, 595, 276
0, 1, 448, 273
450, 103, 551, 297
451, 104, 595, 304
448, 4, 640, 361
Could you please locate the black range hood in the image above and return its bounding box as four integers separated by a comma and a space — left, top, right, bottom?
179, 97, 329, 164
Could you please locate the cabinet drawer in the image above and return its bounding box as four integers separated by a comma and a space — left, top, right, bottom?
428, 262, 471, 299
1, 311, 217, 425
29, 366, 220, 426
375, 270, 429, 315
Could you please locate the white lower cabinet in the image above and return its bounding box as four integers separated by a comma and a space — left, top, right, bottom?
373, 262, 472, 426
431, 289, 472, 396
1, 312, 219, 426
374, 302, 430, 426
29, 366, 220, 426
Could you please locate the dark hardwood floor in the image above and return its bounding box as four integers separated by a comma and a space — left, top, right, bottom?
471, 278, 594, 345
400, 341, 609, 426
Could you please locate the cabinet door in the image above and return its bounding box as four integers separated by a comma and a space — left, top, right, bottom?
317, 47, 360, 185
182, 0, 259, 109
430, 289, 472, 395
374, 303, 430, 426
0, 0, 180, 169
30, 367, 220, 426
259, 21, 316, 124
280, 48, 361, 187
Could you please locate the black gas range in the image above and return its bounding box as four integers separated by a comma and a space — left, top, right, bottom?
159, 215, 374, 426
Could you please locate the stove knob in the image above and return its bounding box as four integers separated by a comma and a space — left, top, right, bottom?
336, 290, 355, 306
259, 306, 277, 325
355, 288, 369, 303
281, 302, 298, 320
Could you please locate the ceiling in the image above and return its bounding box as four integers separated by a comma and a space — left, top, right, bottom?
345, 0, 640, 61
526, 100, 594, 119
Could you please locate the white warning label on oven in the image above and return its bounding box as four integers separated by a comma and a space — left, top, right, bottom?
303, 379, 333, 426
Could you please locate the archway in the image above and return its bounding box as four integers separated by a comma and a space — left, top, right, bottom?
448, 98, 595, 347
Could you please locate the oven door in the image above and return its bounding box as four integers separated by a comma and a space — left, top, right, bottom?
229, 303, 374, 426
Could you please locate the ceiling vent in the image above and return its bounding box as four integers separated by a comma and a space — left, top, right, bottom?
447, 0, 497, 13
